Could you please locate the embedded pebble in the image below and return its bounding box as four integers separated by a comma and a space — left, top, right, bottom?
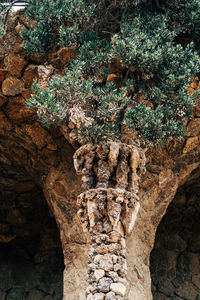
98, 277, 113, 293
94, 293, 105, 300
94, 269, 105, 281
110, 283, 126, 296
105, 291, 116, 300
99, 255, 113, 271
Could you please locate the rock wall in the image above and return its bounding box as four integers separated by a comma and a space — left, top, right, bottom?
151, 179, 200, 300
126, 153, 200, 300
0, 180, 64, 300
0, 9, 200, 300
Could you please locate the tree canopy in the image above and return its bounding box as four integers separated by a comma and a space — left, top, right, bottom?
2, 0, 200, 144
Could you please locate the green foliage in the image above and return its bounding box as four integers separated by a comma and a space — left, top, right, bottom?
111, 14, 175, 70
27, 79, 69, 127
22, 22, 56, 53
28, 70, 130, 143
167, 0, 200, 36
0, 15, 5, 36
0, 2, 7, 37
78, 83, 130, 144
22, 0, 95, 53
125, 104, 186, 143
114, 17, 200, 142
24, 0, 200, 144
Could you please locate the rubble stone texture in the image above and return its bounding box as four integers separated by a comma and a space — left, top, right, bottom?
73, 143, 146, 299
151, 181, 200, 300
0, 174, 64, 300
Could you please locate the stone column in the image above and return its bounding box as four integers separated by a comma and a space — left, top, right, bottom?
73, 142, 145, 300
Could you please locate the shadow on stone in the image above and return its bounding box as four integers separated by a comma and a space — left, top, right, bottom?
150, 177, 200, 300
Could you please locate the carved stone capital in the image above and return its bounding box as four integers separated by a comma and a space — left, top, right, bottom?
74, 142, 145, 193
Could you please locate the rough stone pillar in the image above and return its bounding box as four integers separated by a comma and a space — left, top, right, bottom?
73, 142, 146, 300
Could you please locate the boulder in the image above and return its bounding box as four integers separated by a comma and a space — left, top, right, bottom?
2, 77, 24, 96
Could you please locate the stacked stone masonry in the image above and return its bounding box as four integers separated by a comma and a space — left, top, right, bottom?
74, 143, 146, 299
151, 182, 200, 300
0, 171, 64, 300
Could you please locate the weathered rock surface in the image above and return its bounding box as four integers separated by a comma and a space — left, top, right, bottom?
5, 96, 35, 123
23, 64, 38, 87
151, 184, 200, 300
0, 9, 200, 300
0, 181, 64, 300
73, 143, 145, 299
2, 77, 24, 96
110, 283, 126, 296
4, 53, 27, 77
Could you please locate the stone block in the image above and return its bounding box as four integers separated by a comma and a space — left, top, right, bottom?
186, 118, 200, 136
6, 288, 26, 299
24, 122, 53, 149
94, 269, 105, 281
152, 292, 170, 300
110, 283, 126, 296
183, 137, 199, 154
5, 96, 35, 123
163, 234, 187, 252
94, 293, 105, 300
57, 47, 77, 64
99, 255, 113, 272
105, 291, 116, 300
23, 64, 38, 87
157, 280, 175, 297
2, 77, 24, 96
0, 93, 7, 107
4, 54, 27, 77
28, 290, 46, 300
188, 233, 200, 252
176, 281, 198, 299
0, 69, 7, 81
98, 277, 113, 293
